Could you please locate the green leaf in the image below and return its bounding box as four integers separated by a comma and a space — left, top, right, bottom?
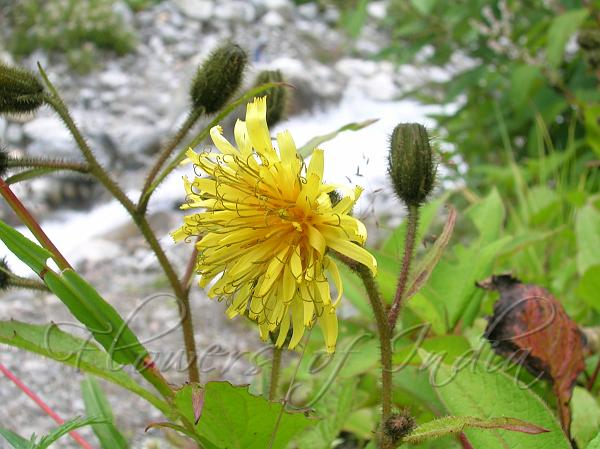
5, 168, 62, 185
405, 415, 549, 445
424, 353, 571, 449
571, 387, 600, 449
0, 221, 148, 366
510, 65, 542, 109
410, 0, 438, 15
81, 376, 129, 449
546, 9, 589, 67
0, 428, 30, 449
404, 206, 457, 300
577, 265, 600, 312
584, 104, 600, 157
344, 408, 376, 440
465, 188, 504, 245
576, 204, 600, 275
587, 431, 600, 449
37, 416, 105, 449
297, 378, 359, 449
297, 118, 378, 158
0, 320, 170, 416
174, 381, 314, 449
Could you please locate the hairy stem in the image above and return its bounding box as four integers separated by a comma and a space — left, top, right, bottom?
269, 347, 283, 401
7, 275, 49, 292
138, 108, 204, 214
133, 214, 200, 384
355, 264, 394, 448
388, 204, 419, 331
38, 64, 200, 385
6, 157, 89, 173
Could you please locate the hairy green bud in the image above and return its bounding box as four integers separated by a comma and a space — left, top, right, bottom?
254, 70, 287, 127
0, 258, 10, 291
0, 62, 45, 114
388, 123, 436, 206
190, 43, 248, 114
383, 411, 416, 444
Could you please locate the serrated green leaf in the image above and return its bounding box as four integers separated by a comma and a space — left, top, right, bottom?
546, 9, 589, 67
0, 320, 170, 416
424, 353, 571, 448
81, 376, 129, 449
405, 415, 548, 444
174, 381, 314, 449
37, 416, 105, 449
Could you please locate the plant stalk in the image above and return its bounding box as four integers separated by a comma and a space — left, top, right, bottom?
269, 347, 283, 401
38, 65, 200, 384
6, 157, 89, 173
138, 108, 204, 214
388, 204, 419, 331
354, 262, 393, 449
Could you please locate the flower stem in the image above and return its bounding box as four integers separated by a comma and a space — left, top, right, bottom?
355, 264, 394, 448
6, 156, 89, 173
7, 274, 49, 292
269, 347, 283, 401
37, 64, 201, 385
388, 204, 419, 332
0, 178, 72, 270
138, 108, 203, 214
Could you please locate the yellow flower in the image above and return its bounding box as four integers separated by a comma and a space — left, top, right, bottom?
172, 97, 377, 353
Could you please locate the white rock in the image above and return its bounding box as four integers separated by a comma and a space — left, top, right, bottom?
78, 239, 123, 265
335, 58, 378, 78
99, 69, 130, 88
173, 0, 212, 21
7, 122, 25, 145
261, 0, 289, 10
367, 1, 387, 19
214, 1, 256, 21
0, 117, 7, 140
297, 2, 318, 19
262, 10, 285, 27
23, 116, 73, 152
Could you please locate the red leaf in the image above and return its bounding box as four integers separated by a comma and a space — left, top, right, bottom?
478, 274, 586, 436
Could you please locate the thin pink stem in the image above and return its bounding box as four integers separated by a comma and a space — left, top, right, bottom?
0, 363, 95, 449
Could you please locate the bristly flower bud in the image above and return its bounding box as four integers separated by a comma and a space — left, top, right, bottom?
388, 123, 436, 207
383, 411, 416, 444
190, 43, 248, 114
254, 70, 287, 127
0, 62, 45, 114
0, 258, 10, 291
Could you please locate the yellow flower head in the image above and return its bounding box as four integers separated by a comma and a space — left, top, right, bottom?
172, 97, 377, 353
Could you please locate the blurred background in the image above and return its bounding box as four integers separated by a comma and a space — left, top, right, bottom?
0, 0, 598, 447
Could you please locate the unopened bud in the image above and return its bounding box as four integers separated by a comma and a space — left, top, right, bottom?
254, 70, 287, 127
190, 43, 248, 114
383, 411, 415, 444
0, 62, 45, 114
388, 123, 436, 206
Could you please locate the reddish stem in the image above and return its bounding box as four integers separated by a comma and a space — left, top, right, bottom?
459, 432, 475, 449
0, 178, 72, 270
587, 357, 600, 391
0, 363, 95, 449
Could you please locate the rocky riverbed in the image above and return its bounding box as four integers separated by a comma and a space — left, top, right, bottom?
0, 1, 449, 447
